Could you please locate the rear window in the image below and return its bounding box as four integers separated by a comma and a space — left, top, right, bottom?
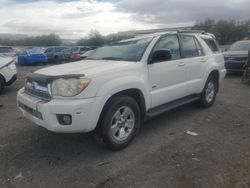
202, 38, 220, 53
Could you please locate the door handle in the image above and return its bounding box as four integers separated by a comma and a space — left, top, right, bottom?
200, 59, 207, 63
178, 62, 186, 67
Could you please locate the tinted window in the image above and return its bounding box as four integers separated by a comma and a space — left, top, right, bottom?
45, 48, 53, 53
180, 36, 203, 58
152, 35, 181, 60
80, 47, 90, 51
0, 47, 14, 53
203, 38, 220, 53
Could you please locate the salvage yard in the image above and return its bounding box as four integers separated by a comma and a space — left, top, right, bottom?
1, 65, 250, 188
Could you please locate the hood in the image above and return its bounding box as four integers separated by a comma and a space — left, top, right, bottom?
223, 51, 249, 57
0, 56, 13, 68
35, 60, 136, 77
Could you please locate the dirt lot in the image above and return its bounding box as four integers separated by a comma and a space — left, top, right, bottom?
0, 65, 250, 188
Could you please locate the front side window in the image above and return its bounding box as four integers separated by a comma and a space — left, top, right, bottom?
180, 35, 203, 58
152, 35, 181, 60
87, 37, 152, 62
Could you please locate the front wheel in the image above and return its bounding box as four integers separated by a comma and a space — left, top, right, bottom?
96, 96, 141, 151
0, 77, 5, 93
197, 75, 218, 108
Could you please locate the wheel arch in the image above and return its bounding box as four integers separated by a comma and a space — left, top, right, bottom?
95, 88, 147, 132
0, 73, 6, 84
207, 69, 219, 92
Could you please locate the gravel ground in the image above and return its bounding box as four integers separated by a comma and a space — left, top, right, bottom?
0, 65, 250, 188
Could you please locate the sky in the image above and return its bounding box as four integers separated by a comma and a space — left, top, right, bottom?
0, 0, 249, 39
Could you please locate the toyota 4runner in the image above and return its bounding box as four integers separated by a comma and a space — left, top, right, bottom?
17, 31, 226, 150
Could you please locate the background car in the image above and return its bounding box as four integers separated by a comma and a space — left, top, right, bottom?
0, 55, 16, 93
69, 46, 91, 61
79, 50, 94, 60
17, 49, 48, 65
0, 46, 16, 57
44, 46, 68, 63
223, 40, 250, 72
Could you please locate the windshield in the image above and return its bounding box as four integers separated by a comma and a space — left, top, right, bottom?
87, 37, 152, 62
0, 47, 14, 53
28, 50, 42, 54
228, 41, 250, 51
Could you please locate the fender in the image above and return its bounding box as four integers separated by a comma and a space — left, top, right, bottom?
96, 76, 151, 111
201, 61, 220, 91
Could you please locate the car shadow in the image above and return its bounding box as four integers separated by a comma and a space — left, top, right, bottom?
1, 102, 201, 186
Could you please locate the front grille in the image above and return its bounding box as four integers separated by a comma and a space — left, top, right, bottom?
18, 102, 43, 120
225, 61, 246, 70
224, 56, 248, 62
24, 80, 51, 101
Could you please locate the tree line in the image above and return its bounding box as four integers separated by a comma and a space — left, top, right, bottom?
0, 19, 249, 46
192, 19, 250, 45
0, 33, 62, 46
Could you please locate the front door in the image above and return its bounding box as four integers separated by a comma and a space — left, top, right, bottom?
148, 35, 188, 108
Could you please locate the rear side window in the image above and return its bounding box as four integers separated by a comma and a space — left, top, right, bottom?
180, 35, 204, 58
203, 38, 220, 53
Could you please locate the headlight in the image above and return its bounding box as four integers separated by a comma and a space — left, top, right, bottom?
7, 62, 16, 70
51, 78, 91, 97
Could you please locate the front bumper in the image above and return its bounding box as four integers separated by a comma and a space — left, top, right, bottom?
225, 61, 246, 72
17, 88, 103, 133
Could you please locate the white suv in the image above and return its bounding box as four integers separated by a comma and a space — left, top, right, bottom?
0, 55, 17, 93
17, 31, 226, 150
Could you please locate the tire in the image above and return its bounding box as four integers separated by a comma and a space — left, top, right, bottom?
197, 75, 218, 108
0, 76, 5, 94
95, 95, 141, 151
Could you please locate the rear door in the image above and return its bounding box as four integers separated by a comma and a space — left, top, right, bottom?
148, 34, 188, 108
179, 35, 207, 95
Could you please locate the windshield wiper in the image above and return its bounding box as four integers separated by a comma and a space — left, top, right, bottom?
101, 57, 125, 61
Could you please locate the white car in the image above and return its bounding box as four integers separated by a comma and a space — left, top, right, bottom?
0, 55, 17, 93
17, 31, 226, 150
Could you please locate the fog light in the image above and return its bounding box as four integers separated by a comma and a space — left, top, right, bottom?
57, 114, 72, 125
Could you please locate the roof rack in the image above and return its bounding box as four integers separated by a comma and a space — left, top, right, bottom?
177, 30, 205, 34
134, 29, 206, 36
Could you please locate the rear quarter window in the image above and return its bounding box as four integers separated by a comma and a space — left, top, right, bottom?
180, 35, 204, 58
202, 38, 220, 53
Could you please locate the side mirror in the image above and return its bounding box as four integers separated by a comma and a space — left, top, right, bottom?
150, 50, 172, 63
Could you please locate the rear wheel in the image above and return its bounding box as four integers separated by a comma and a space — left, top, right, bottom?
95, 96, 141, 151
0, 76, 5, 93
197, 75, 218, 108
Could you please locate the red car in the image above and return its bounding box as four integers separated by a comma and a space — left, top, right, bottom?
70, 46, 91, 61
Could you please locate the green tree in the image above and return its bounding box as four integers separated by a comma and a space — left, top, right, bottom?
193, 19, 250, 45
0, 33, 62, 46
77, 30, 107, 46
